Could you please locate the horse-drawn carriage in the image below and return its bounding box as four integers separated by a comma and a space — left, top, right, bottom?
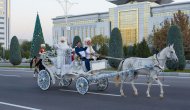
37, 44, 178, 98
37, 50, 109, 95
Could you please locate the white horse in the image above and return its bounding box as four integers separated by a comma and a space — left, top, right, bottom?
116, 44, 178, 98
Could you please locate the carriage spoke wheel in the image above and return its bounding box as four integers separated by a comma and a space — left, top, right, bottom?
60, 78, 72, 87
37, 70, 51, 90
76, 77, 89, 95
97, 78, 108, 91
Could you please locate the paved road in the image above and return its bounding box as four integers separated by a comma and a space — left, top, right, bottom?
0, 68, 190, 110
0, 63, 30, 67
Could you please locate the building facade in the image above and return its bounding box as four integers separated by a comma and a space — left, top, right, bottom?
52, 12, 110, 44
52, 0, 190, 46
109, 2, 158, 46
150, 2, 190, 32
0, 0, 10, 49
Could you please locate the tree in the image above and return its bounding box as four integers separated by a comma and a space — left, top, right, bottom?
136, 39, 151, 58
132, 43, 137, 57
5, 50, 10, 60
172, 10, 190, 59
0, 43, 3, 58
98, 44, 108, 56
30, 13, 45, 58
166, 25, 186, 70
45, 44, 52, 51
91, 35, 109, 55
20, 41, 31, 59
153, 19, 170, 51
153, 10, 190, 59
72, 36, 82, 48
127, 46, 134, 58
108, 28, 123, 68
10, 36, 22, 65
123, 46, 128, 58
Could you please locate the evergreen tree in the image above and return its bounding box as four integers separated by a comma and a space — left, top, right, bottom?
72, 36, 82, 48
30, 13, 45, 58
108, 28, 123, 68
166, 25, 186, 70
10, 36, 22, 65
0, 43, 3, 58
153, 10, 190, 59
127, 46, 134, 57
98, 44, 108, 56
136, 39, 151, 58
132, 43, 137, 56
123, 46, 128, 58
20, 41, 31, 59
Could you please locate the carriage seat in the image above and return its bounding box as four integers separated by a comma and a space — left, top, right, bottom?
90, 60, 107, 71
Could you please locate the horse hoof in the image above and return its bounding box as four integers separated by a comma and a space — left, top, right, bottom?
133, 93, 138, 96
160, 95, 164, 99
33, 74, 36, 78
147, 95, 151, 98
121, 93, 126, 97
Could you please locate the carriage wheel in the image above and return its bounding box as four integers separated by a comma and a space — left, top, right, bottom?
76, 77, 89, 95
37, 70, 51, 91
60, 78, 72, 87
97, 78, 108, 91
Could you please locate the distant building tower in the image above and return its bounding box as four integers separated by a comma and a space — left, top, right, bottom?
0, 0, 10, 49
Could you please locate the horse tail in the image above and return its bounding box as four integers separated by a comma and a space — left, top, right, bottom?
114, 60, 125, 87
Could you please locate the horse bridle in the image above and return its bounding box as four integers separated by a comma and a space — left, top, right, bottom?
154, 54, 164, 71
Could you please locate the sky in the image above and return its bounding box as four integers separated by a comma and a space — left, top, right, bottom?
11, 0, 189, 45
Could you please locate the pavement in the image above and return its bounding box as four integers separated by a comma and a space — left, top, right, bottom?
0, 63, 30, 67
0, 68, 190, 110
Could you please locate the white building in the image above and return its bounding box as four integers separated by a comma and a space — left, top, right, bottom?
0, 0, 10, 49
53, 0, 190, 46
52, 12, 110, 44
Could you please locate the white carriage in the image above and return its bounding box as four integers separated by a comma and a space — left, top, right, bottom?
37, 50, 109, 95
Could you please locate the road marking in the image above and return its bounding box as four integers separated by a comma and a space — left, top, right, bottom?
0, 70, 32, 73
0, 101, 41, 110
0, 74, 21, 77
160, 76, 190, 79
109, 81, 170, 87
139, 75, 190, 79
59, 89, 121, 97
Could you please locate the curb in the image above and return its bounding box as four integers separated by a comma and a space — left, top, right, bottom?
160, 72, 190, 77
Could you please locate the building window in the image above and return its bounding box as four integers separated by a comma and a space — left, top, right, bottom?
0, 27, 4, 29
0, 32, 4, 34
0, 17, 4, 19
119, 9, 138, 46
0, 22, 4, 24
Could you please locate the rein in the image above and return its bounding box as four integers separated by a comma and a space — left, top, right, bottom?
99, 55, 124, 61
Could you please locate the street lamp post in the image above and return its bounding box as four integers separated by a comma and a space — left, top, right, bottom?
55, 0, 77, 44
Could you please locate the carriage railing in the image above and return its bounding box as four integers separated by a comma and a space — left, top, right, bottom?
40, 49, 73, 67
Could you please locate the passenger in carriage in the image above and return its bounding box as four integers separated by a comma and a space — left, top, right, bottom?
75, 41, 91, 71
35, 44, 46, 71
53, 36, 70, 76
85, 37, 97, 61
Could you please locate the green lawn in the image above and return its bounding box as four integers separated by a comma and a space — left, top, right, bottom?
164, 69, 190, 73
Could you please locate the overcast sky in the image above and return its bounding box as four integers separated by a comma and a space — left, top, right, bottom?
11, 0, 189, 45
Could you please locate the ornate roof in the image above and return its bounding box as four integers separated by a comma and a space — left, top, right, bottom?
106, 0, 173, 5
